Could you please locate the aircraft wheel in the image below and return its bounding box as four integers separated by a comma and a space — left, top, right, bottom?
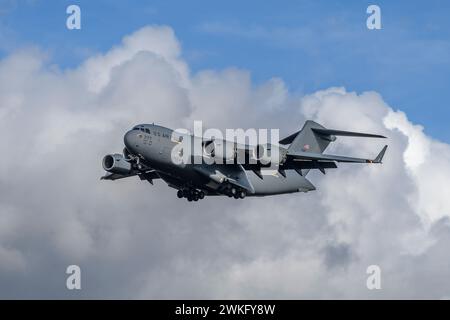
187, 196, 192, 202
177, 190, 183, 198
233, 194, 240, 199
199, 191, 205, 199
239, 191, 246, 199
230, 187, 237, 195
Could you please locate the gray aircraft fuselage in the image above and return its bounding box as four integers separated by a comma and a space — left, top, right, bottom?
103, 120, 386, 201
123, 124, 315, 197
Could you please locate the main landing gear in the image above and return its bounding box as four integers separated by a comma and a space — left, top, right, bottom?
224, 186, 246, 199
177, 189, 205, 202
176, 186, 247, 201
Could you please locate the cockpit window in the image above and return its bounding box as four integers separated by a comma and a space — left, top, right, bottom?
133, 126, 153, 133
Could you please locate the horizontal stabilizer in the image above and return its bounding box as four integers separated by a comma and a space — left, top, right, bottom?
311, 128, 386, 139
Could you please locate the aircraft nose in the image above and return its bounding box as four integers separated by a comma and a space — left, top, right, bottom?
124, 130, 139, 151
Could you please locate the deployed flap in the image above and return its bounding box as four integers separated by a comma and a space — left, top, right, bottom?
285, 161, 338, 170
138, 170, 161, 183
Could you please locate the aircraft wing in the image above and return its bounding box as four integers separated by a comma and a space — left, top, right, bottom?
101, 170, 160, 183
101, 172, 137, 180
288, 145, 387, 164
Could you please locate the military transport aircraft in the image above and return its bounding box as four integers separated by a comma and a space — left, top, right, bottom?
101, 121, 387, 201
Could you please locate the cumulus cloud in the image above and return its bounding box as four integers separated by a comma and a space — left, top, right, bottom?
0, 25, 450, 298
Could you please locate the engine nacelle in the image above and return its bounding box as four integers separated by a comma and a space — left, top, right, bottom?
252, 144, 285, 165
102, 154, 132, 174
204, 140, 236, 162
252, 144, 272, 165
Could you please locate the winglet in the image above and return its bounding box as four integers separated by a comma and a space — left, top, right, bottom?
371, 145, 388, 164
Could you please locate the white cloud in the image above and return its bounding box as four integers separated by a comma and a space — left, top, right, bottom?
0, 25, 450, 298
384, 110, 450, 226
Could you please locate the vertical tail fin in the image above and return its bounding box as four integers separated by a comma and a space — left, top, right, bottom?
279, 121, 333, 176
281, 120, 333, 154
279, 120, 387, 176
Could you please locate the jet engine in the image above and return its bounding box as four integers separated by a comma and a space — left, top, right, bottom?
252, 144, 273, 164
102, 153, 132, 174
252, 144, 286, 165
204, 140, 236, 162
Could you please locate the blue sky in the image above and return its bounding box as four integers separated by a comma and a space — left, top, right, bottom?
1, 0, 449, 141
